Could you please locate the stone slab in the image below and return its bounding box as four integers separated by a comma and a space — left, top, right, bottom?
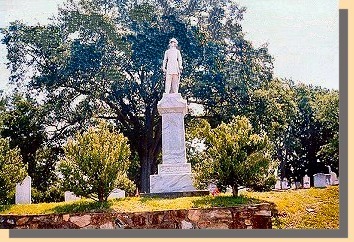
158, 163, 191, 174
313, 173, 327, 188
140, 190, 209, 198
15, 176, 31, 204
150, 173, 197, 193
108, 188, 125, 199
64, 191, 81, 202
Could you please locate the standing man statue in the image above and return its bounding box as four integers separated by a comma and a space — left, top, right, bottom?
162, 38, 183, 94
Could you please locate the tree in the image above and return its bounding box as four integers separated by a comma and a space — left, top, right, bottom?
59, 122, 135, 201
312, 89, 339, 174
192, 116, 275, 196
2, 0, 273, 192
0, 138, 27, 204
0, 93, 60, 198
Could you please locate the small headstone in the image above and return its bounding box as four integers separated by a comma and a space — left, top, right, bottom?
290, 182, 296, 189
225, 186, 232, 193
274, 179, 281, 190
281, 178, 289, 190
303, 175, 310, 189
108, 188, 125, 199
64, 191, 81, 202
330, 172, 339, 185
313, 173, 327, 188
295, 182, 302, 189
15, 176, 31, 204
207, 183, 218, 194
325, 174, 331, 185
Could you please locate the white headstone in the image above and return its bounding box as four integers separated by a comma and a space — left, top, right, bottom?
274, 179, 281, 190
313, 173, 327, 188
207, 183, 218, 193
64, 191, 81, 202
290, 182, 296, 189
330, 172, 339, 185
325, 174, 331, 185
303, 175, 310, 188
150, 93, 197, 193
108, 188, 125, 199
281, 178, 289, 190
15, 176, 31, 204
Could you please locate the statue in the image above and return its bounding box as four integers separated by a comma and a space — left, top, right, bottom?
162, 38, 183, 93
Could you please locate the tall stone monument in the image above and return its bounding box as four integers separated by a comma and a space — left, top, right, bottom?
150, 93, 197, 193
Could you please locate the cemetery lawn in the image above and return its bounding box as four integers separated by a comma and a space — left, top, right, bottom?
0, 186, 338, 229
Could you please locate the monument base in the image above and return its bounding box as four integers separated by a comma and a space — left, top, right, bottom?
150, 173, 197, 193
141, 190, 209, 198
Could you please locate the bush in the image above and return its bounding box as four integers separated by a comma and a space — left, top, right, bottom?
59, 122, 135, 201
192, 116, 276, 196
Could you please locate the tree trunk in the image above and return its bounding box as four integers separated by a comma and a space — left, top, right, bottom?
140, 155, 152, 193
232, 184, 238, 197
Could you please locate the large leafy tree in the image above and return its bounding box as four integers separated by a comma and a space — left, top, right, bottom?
279, 84, 337, 183
0, 138, 27, 204
247, 78, 298, 179
1, 0, 273, 192
0, 93, 60, 195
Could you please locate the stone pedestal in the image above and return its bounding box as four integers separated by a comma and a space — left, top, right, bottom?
150, 93, 197, 193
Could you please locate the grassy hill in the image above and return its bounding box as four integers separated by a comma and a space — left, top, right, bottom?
0, 186, 339, 229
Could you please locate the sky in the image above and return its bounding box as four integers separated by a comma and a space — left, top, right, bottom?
0, 0, 339, 93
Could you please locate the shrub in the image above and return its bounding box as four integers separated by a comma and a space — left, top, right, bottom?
59, 122, 135, 202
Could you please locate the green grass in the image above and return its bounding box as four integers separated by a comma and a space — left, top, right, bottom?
0, 194, 257, 215
0, 186, 339, 229
242, 186, 339, 229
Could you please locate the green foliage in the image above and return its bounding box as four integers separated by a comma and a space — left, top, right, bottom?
59, 122, 135, 201
192, 116, 276, 196
0, 138, 27, 204
312, 90, 339, 172
1, 0, 273, 193
0, 93, 60, 200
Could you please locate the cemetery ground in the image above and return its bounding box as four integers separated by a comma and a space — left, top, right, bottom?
0, 186, 338, 229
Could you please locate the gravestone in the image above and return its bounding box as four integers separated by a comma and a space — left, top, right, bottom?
281, 178, 289, 190
295, 182, 302, 189
64, 191, 80, 202
313, 173, 327, 187
290, 182, 296, 190
108, 188, 125, 199
325, 174, 331, 185
303, 175, 310, 188
150, 93, 196, 193
207, 183, 218, 194
15, 176, 31, 204
274, 178, 281, 190
330, 172, 339, 185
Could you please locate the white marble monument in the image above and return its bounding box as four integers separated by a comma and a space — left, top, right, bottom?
150, 93, 197, 193
15, 176, 31, 204
281, 178, 289, 190
313, 173, 327, 188
330, 172, 339, 185
274, 178, 281, 190
108, 188, 125, 199
303, 175, 310, 188
64, 191, 81, 202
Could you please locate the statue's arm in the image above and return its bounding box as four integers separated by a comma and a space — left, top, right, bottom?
178, 50, 183, 71
162, 51, 168, 72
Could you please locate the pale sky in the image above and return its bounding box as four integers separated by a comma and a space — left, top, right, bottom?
0, 0, 339, 93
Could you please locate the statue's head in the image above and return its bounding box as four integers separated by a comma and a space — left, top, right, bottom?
169, 38, 178, 47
